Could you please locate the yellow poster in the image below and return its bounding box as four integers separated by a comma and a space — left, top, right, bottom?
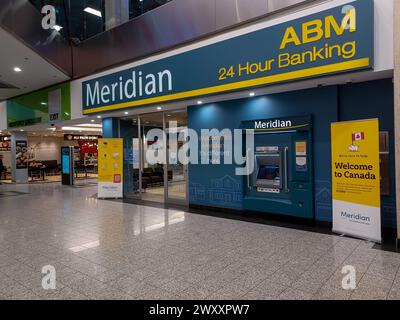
331, 119, 381, 242
98, 138, 123, 198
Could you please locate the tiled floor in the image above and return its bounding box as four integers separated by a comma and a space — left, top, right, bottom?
0, 183, 400, 300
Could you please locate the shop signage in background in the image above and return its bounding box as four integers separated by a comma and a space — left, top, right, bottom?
64, 134, 101, 141
98, 139, 123, 198
82, 0, 373, 114
48, 89, 62, 124
8, 117, 42, 128
0, 136, 11, 151
331, 119, 381, 242
15, 140, 28, 169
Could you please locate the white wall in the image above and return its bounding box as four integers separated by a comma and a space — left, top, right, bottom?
70, 0, 393, 118
28, 136, 77, 164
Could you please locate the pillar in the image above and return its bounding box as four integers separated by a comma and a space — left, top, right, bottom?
394, 0, 400, 245
102, 118, 120, 138
11, 131, 28, 183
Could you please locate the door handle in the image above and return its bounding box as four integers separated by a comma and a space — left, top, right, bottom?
246, 148, 252, 190
284, 147, 289, 193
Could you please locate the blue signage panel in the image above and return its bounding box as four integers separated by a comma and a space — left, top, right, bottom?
82, 0, 373, 114
61, 147, 70, 174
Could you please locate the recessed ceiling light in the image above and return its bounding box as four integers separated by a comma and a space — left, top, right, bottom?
157, 106, 162, 110
20, 129, 24, 132
84, 7, 102, 17
249, 92, 255, 97
41, 102, 47, 105
91, 119, 95, 123
197, 100, 203, 105
97, 116, 102, 119
124, 112, 129, 115
13, 67, 22, 73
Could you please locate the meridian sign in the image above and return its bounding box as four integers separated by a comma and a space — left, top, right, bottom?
82, 0, 373, 114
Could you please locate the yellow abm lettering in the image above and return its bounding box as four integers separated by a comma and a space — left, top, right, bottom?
279, 26, 301, 50
280, 6, 357, 50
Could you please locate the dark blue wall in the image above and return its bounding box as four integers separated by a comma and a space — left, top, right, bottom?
338, 79, 396, 228
188, 78, 396, 228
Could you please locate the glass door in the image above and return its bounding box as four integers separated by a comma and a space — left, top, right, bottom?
140, 112, 165, 203
165, 110, 188, 204
121, 116, 141, 199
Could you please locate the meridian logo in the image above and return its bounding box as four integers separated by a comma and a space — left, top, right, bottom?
254, 119, 292, 130
341, 211, 371, 223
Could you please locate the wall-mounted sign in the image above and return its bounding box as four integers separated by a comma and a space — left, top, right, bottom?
242, 115, 311, 133
9, 117, 42, 128
15, 140, 28, 169
331, 119, 381, 242
48, 89, 61, 124
64, 134, 101, 141
98, 139, 123, 198
82, 0, 373, 114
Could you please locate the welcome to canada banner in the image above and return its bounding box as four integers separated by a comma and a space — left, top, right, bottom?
331, 119, 381, 242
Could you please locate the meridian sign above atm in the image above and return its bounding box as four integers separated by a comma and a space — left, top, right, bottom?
82, 0, 373, 114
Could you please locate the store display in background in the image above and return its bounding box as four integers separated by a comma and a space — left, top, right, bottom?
15, 140, 28, 169
0, 136, 11, 151
78, 140, 98, 156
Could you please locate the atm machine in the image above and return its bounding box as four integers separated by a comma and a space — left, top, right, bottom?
243, 116, 314, 219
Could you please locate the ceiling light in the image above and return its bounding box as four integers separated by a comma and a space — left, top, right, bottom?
249, 92, 255, 97
84, 7, 102, 17
91, 119, 95, 123
157, 106, 162, 110
13, 67, 22, 73
41, 102, 47, 105
52, 25, 63, 32
62, 126, 102, 132
124, 112, 129, 115
97, 116, 102, 119
197, 100, 203, 105
20, 129, 24, 132
75, 123, 102, 128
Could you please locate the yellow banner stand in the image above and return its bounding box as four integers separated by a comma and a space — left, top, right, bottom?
98, 138, 123, 198
331, 119, 381, 242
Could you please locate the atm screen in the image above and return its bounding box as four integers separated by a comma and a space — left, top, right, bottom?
254, 153, 282, 188
257, 164, 280, 180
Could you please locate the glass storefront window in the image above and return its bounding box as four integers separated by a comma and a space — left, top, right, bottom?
29, 0, 172, 42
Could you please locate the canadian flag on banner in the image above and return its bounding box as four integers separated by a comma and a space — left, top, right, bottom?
352, 132, 365, 141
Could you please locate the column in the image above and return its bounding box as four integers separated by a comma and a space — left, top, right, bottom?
11, 131, 29, 184
102, 118, 120, 138
104, 0, 130, 31
394, 0, 400, 246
